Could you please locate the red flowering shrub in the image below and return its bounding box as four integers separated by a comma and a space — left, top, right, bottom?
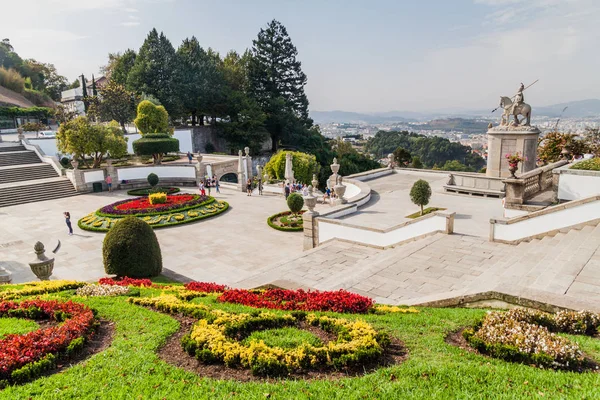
0, 299, 96, 382
184, 282, 228, 293
98, 277, 154, 287
217, 288, 374, 314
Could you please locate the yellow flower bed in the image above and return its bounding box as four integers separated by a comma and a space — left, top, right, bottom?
0, 280, 86, 300
148, 192, 167, 205
374, 305, 420, 314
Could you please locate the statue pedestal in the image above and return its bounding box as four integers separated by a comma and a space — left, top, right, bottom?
486, 125, 540, 178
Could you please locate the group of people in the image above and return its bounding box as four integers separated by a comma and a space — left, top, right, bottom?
283, 182, 309, 199
247, 178, 263, 196
198, 175, 220, 196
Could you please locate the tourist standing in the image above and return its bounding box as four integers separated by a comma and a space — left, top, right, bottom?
105, 175, 112, 192
284, 183, 290, 199
206, 178, 211, 196
246, 178, 253, 196
199, 181, 206, 196
187, 151, 193, 164
258, 179, 263, 195
214, 176, 220, 193
64, 212, 73, 236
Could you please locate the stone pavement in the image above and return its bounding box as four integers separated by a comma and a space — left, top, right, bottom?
0, 186, 305, 284
238, 224, 600, 311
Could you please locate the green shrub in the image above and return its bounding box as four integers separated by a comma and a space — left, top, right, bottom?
102, 216, 162, 278
133, 133, 179, 164
147, 173, 159, 187
410, 179, 432, 216
0, 66, 25, 93
570, 158, 600, 171
134, 100, 170, 135
287, 193, 304, 215
205, 142, 215, 153
264, 151, 319, 184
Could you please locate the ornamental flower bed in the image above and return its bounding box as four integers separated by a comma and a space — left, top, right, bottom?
98, 277, 154, 287
184, 282, 228, 293
78, 195, 229, 232
76, 284, 130, 297
217, 288, 374, 314
0, 299, 96, 384
462, 308, 599, 370
0, 281, 86, 301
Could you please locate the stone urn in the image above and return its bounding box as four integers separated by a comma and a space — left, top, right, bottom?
387, 153, 395, 168
311, 174, 319, 190
0, 267, 12, 284
334, 176, 347, 204
71, 159, 79, 169
29, 241, 54, 281
304, 185, 318, 212
197, 154, 203, 164
330, 157, 340, 175
508, 163, 519, 178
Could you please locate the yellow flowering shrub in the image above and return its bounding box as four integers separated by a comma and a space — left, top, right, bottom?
148, 192, 167, 205
0, 280, 86, 300
374, 305, 419, 314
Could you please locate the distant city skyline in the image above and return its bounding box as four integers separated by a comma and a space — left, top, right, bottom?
4, 0, 600, 112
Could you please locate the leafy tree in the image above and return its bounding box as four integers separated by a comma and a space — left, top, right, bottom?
81, 74, 88, 112
89, 81, 137, 132
393, 147, 412, 167
219, 91, 268, 154
104, 49, 136, 85
56, 117, 128, 168
537, 131, 586, 163
264, 151, 319, 184
127, 29, 181, 118
91, 74, 97, 96
21, 60, 68, 101
440, 160, 473, 172
411, 156, 423, 169
133, 100, 178, 164
249, 20, 311, 151
584, 127, 600, 156
68, 78, 80, 89
331, 138, 380, 176
54, 104, 76, 124
410, 179, 432, 216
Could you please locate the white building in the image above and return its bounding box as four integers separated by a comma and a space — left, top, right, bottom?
60, 76, 107, 117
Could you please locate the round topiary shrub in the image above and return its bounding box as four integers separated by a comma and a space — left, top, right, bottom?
102, 216, 162, 278
147, 173, 159, 187
287, 193, 304, 215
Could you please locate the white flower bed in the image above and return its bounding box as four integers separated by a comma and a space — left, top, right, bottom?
76, 284, 130, 297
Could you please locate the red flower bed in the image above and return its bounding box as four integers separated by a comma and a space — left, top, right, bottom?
115, 194, 196, 211
0, 299, 95, 380
184, 282, 228, 293
217, 288, 374, 314
98, 277, 154, 287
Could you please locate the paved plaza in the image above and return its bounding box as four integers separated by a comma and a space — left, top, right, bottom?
1, 170, 599, 312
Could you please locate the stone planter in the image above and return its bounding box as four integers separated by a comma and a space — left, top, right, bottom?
28, 242, 54, 281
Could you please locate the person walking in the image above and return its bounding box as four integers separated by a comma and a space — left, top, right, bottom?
284, 183, 290, 199
246, 178, 253, 196
214, 176, 220, 193
105, 175, 112, 192
199, 181, 206, 196
64, 212, 73, 236
206, 178, 211, 196
258, 179, 263, 195
187, 151, 193, 164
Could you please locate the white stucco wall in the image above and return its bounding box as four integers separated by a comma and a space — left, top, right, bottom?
342, 182, 360, 199
318, 214, 447, 247
27, 138, 60, 157
117, 166, 196, 181
493, 200, 600, 242
83, 170, 105, 183
558, 173, 600, 201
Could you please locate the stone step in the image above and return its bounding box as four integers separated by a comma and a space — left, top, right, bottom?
0, 164, 58, 184
0, 145, 26, 153
0, 151, 41, 167
0, 180, 78, 208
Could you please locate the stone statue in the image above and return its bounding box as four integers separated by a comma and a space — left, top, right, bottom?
499, 82, 532, 127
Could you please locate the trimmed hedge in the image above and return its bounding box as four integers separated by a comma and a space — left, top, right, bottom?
132, 134, 179, 157
102, 216, 162, 278
267, 211, 305, 232
570, 158, 600, 171
126, 187, 180, 196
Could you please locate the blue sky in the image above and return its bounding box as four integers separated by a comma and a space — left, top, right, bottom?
4, 0, 600, 112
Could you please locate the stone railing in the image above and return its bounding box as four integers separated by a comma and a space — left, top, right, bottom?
504, 160, 568, 205
489, 195, 600, 244
21, 138, 64, 176
444, 172, 505, 198
311, 211, 455, 249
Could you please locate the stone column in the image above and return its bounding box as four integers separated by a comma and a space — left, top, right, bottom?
70, 160, 87, 192
244, 147, 252, 180
486, 125, 541, 178
303, 185, 319, 250
237, 150, 245, 192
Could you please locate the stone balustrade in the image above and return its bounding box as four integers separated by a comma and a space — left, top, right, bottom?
504, 160, 567, 205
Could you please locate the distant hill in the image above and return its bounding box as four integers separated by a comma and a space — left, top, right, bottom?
412, 118, 490, 134
312, 99, 600, 124
535, 99, 600, 118
0, 85, 36, 108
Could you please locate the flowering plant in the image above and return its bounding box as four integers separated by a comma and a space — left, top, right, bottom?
148, 192, 167, 205
99, 194, 208, 216
98, 277, 154, 287
505, 152, 525, 167
184, 282, 228, 293
76, 284, 130, 297
217, 288, 374, 314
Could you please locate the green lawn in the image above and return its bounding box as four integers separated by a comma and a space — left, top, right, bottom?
1, 285, 599, 399
0, 318, 38, 339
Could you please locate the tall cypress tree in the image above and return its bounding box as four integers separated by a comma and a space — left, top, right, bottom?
127, 28, 181, 118
91, 74, 97, 96
80, 73, 88, 113
249, 20, 311, 151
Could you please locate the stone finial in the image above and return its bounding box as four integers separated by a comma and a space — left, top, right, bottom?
238, 150, 243, 157
196, 154, 203, 163
29, 241, 54, 281
312, 174, 319, 189
71, 159, 79, 170
244, 147, 250, 156
303, 185, 317, 212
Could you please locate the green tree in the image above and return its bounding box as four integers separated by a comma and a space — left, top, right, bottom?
537, 131, 582, 163
287, 193, 304, 216
410, 179, 432, 216
411, 156, 423, 169
127, 29, 181, 118
264, 151, 319, 184
440, 160, 473, 172
81, 74, 88, 112
133, 100, 178, 164
90, 81, 137, 132
91, 74, 97, 96
104, 49, 136, 85
393, 147, 412, 167
56, 117, 128, 168
249, 20, 311, 151
585, 127, 600, 156
68, 78, 80, 89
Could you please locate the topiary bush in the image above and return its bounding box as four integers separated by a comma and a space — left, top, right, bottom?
287, 193, 304, 215
147, 173, 159, 187
264, 151, 319, 184
410, 179, 432, 216
102, 216, 162, 278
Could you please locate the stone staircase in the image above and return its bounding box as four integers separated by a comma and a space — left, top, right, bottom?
0, 143, 78, 208
240, 222, 600, 309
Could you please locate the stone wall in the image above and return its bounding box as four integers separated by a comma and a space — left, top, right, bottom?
190, 126, 227, 154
